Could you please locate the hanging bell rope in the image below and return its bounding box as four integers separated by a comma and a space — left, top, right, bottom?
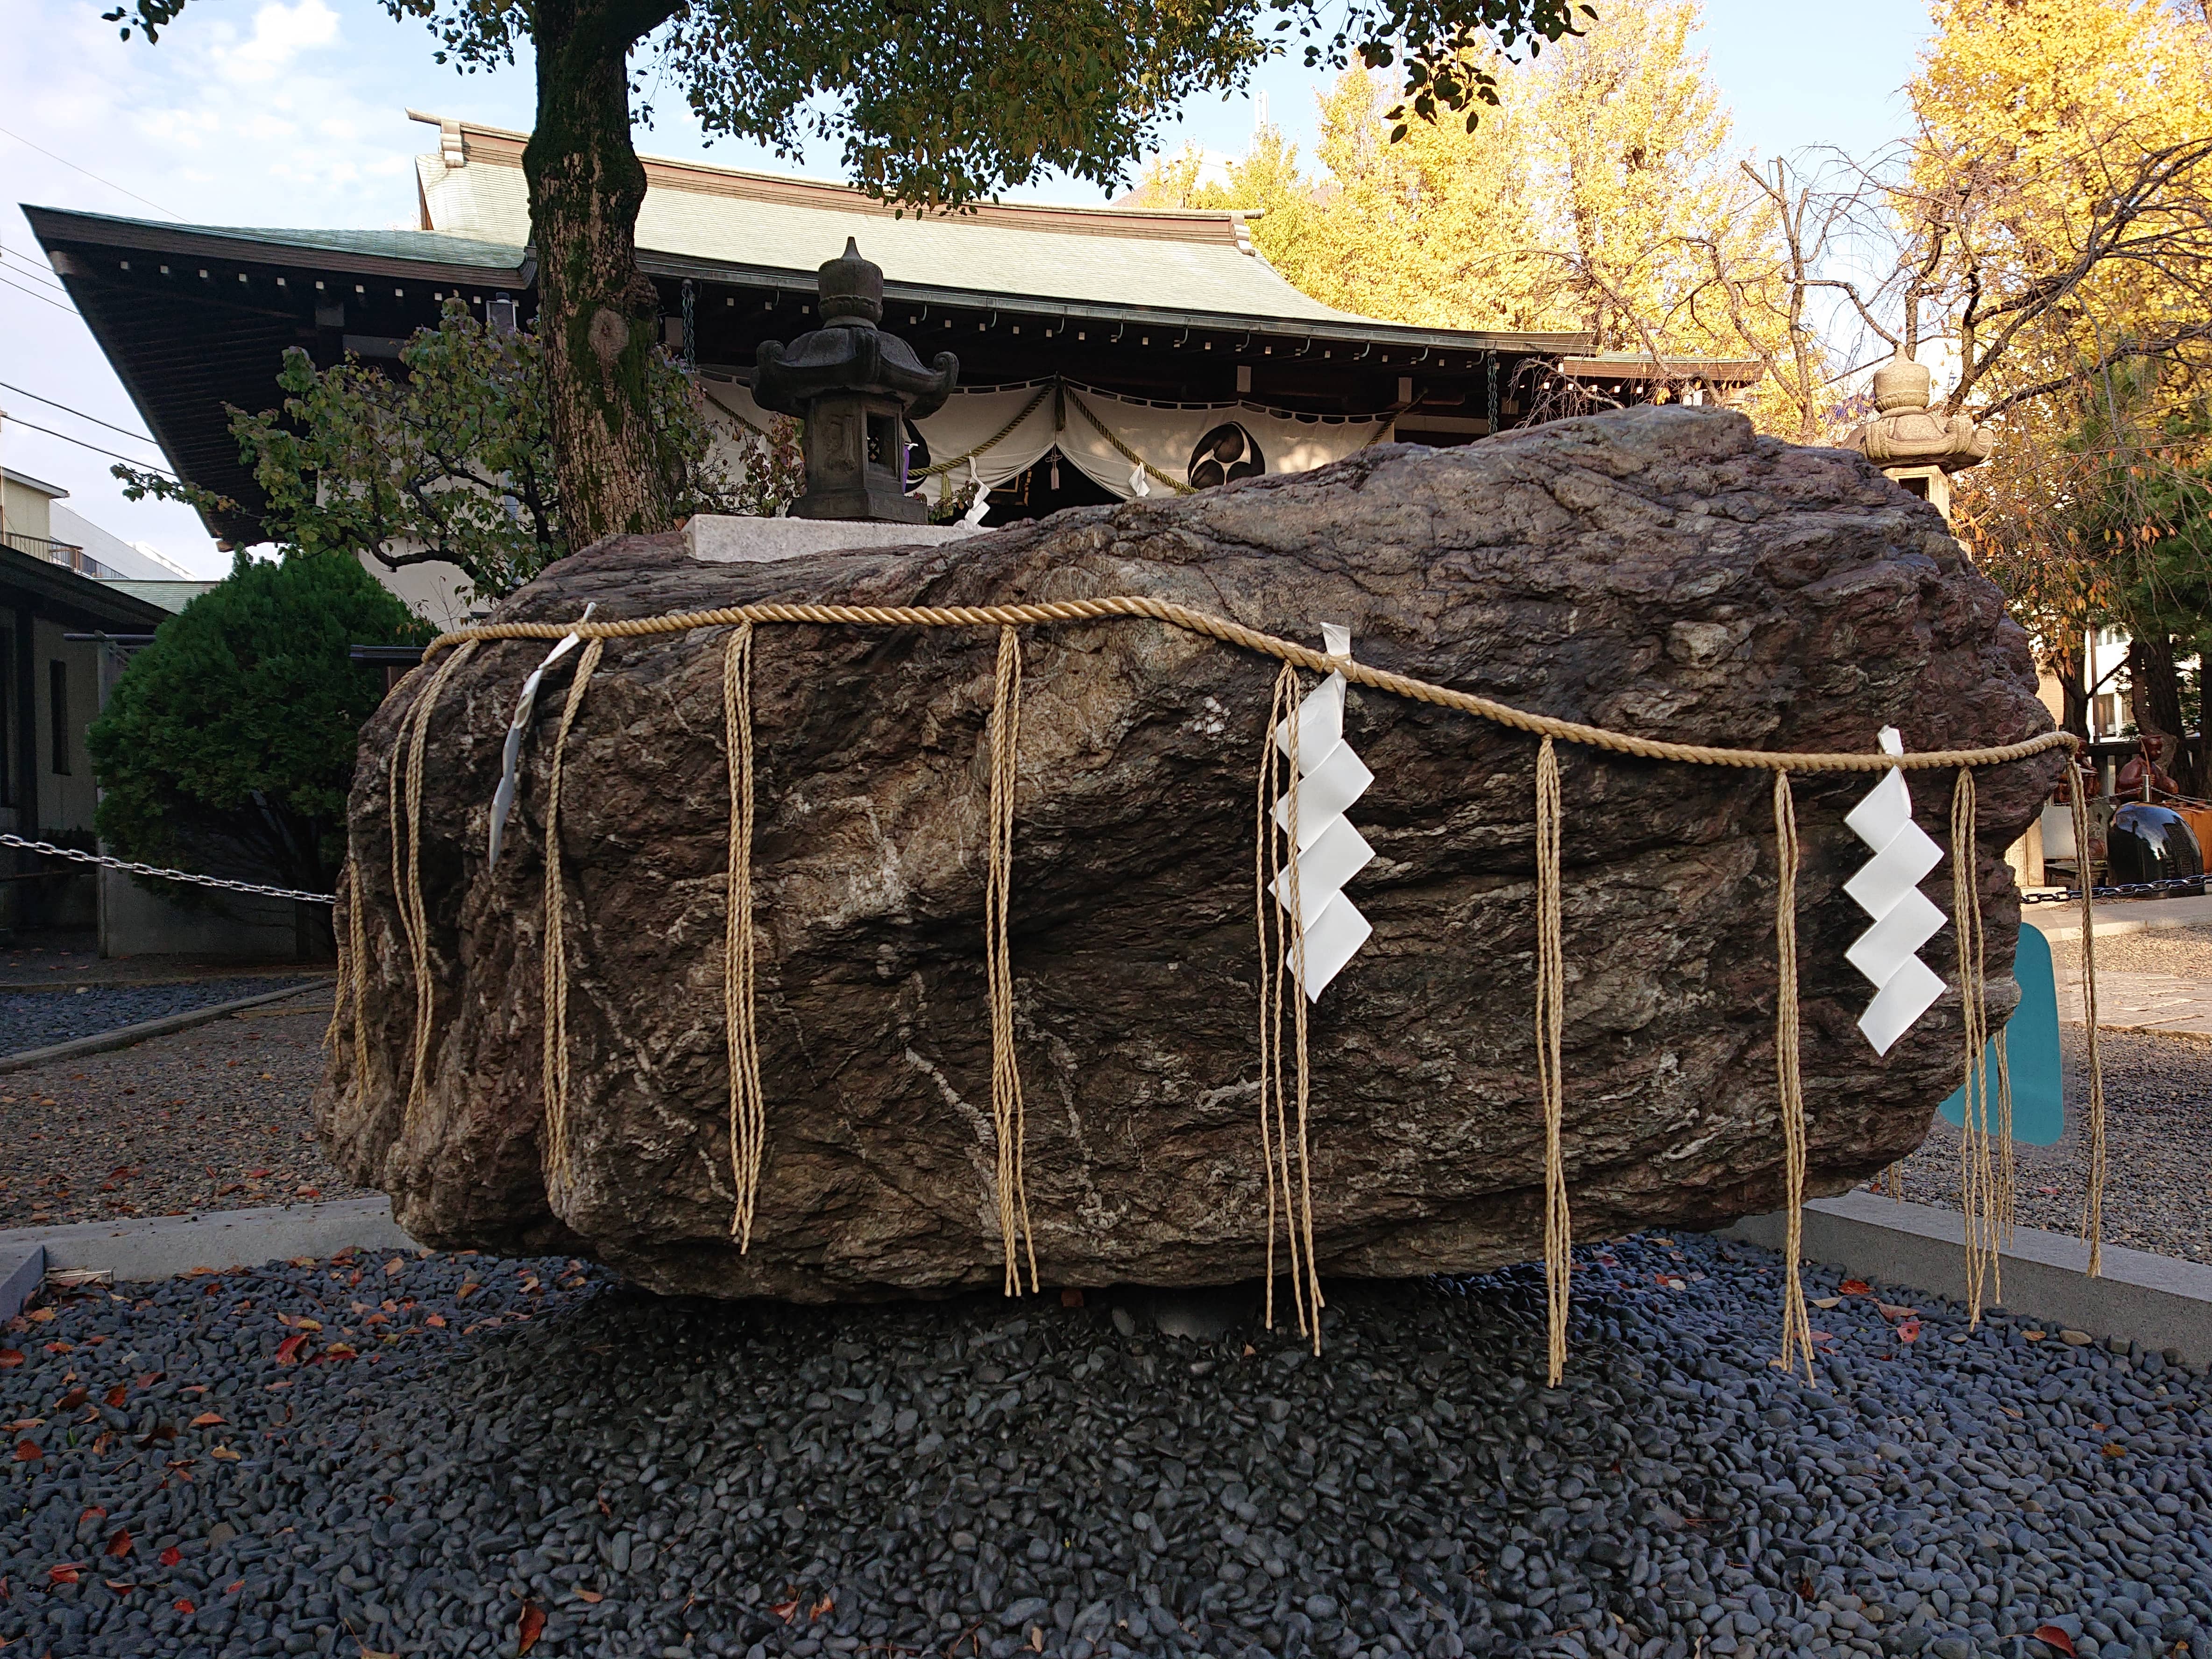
2066, 764, 2107, 1275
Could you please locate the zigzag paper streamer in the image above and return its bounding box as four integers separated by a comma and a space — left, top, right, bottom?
1269, 624, 1374, 1000
1843, 725, 1947, 1055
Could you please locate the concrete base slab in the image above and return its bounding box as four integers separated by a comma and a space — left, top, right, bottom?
684, 516, 982, 565
0, 1240, 43, 1319
0, 1196, 417, 1283
1726, 1188, 2212, 1364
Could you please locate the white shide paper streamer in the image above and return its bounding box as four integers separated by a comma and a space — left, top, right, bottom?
1269, 624, 1375, 1001
1843, 725, 1948, 1055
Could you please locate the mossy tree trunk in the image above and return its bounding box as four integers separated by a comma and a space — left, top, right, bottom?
524, 0, 681, 549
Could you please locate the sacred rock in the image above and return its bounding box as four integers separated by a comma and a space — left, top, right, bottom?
319, 405, 2062, 1301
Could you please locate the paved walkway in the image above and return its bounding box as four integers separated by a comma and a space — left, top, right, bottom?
2053, 964, 2212, 1036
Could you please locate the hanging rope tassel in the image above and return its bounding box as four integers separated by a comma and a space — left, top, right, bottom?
985, 625, 1038, 1296
1535, 735, 1570, 1385
723, 624, 768, 1249
1284, 670, 1323, 1356
1255, 664, 1296, 1334
540, 637, 604, 1205
346, 853, 371, 1101
1254, 661, 1324, 1349
1773, 771, 1816, 1382
325, 857, 354, 1053
398, 638, 480, 1142
2067, 761, 2107, 1276
1950, 766, 2000, 1322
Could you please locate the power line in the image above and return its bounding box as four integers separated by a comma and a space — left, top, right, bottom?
0, 242, 67, 291
0, 270, 79, 316
0, 379, 159, 445
0, 124, 181, 221
0, 414, 176, 475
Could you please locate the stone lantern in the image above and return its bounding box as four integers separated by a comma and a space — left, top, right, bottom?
1839, 350, 1993, 523
753, 239, 958, 523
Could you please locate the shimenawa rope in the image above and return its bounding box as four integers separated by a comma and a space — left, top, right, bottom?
2068, 763, 2107, 1274
540, 637, 604, 1200
986, 625, 1039, 1295
1773, 771, 1816, 1382
723, 624, 767, 1249
1534, 737, 1569, 1385
385, 591, 2102, 1354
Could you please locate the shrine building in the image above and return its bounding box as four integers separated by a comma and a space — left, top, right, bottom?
27, 113, 1759, 621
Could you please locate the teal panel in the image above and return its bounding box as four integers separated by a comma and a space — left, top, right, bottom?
1940, 923, 2064, 1146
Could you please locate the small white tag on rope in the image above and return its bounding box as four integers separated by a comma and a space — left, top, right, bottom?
1269, 622, 1374, 1000
1129, 461, 1151, 499
488, 603, 596, 870
1843, 724, 1947, 1055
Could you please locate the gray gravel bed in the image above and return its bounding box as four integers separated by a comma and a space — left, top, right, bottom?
0, 1007, 364, 1227
6, 1232, 2211, 1659
0, 978, 319, 1057
2064, 925, 2212, 979
1895, 1027, 2212, 1263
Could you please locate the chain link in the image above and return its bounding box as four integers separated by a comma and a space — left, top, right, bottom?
0, 833, 336, 904
2022, 872, 2210, 903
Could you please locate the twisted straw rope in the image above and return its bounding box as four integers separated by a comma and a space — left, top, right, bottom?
396, 589, 2099, 1339
2069, 764, 2106, 1274
986, 625, 1039, 1295
1773, 771, 1815, 1382
400, 639, 479, 1141
1952, 768, 2001, 1321
723, 625, 767, 1249
1535, 737, 1569, 1385
422, 596, 2075, 774
540, 637, 604, 1201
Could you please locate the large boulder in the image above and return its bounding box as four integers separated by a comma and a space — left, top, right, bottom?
319, 407, 2061, 1301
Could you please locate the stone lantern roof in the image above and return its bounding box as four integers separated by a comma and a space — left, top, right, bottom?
1840, 352, 1992, 474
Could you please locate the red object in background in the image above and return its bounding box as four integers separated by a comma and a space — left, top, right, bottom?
2116, 734, 2180, 800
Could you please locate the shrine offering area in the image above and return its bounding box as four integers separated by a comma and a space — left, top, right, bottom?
4, 1232, 2209, 1659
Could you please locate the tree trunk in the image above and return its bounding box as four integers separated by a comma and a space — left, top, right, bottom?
2130, 634, 2190, 785
525, 0, 681, 550
2050, 635, 2090, 740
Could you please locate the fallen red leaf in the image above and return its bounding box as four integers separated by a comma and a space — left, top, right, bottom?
188, 1412, 225, 1428
424, 1313, 446, 1328
48, 1564, 82, 1586
1897, 1319, 1922, 1344
106, 1530, 132, 1559
11, 1439, 39, 1462
574, 1589, 604, 1604
518, 1604, 546, 1655
57, 1387, 87, 1410
159, 1546, 182, 1567
770, 1600, 800, 1623
811, 1597, 834, 1622
0, 1350, 21, 1369
172, 1598, 194, 1615
80, 1507, 106, 1524
104, 1384, 128, 1408
2034, 1627, 2077, 1657
104, 1579, 135, 1592
274, 1334, 308, 1365
245, 1170, 272, 1180
1838, 1279, 1871, 1296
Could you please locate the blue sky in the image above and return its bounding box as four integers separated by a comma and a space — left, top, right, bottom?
1, 0, 1930, 576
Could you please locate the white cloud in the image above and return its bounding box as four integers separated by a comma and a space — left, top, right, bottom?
213, 0, 342, 85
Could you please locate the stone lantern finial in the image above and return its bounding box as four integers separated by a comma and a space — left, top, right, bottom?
752, 241, 958, 523
1840, 347, 1993, 522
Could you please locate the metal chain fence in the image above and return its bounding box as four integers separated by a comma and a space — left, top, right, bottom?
0, 833, 336, 904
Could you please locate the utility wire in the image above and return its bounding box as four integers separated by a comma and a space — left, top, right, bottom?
0, 124, 181, 221
0, 242, 68, 291
0, 270, 78, 316
0, 379, 159, 445
0, 414, 176, 475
